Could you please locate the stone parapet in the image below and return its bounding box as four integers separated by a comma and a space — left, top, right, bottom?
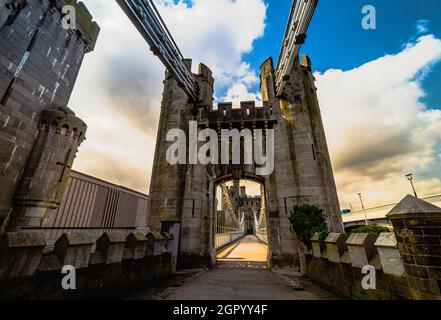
307, 199, 441, 301
0, 229, 173, 299
306, 231, 411, 299
0, 230, 172, 278
310, 231, 402, 275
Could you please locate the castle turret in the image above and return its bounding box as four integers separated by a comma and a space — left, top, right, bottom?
10, 107, 87, 228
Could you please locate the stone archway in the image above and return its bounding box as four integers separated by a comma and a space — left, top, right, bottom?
208, 173, 271, 266
147, 58, 344, 270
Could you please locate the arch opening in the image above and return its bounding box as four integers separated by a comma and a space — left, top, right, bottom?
212, 178, 269, 268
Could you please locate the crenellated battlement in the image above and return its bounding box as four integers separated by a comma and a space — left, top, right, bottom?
198, 100, 276, 128
39, 107, 87, 143
56, 0, 100, 52
306, 195, 441, 300
307, 231, 411, 299
0, 230, 174, 298
0, 0, 100, 52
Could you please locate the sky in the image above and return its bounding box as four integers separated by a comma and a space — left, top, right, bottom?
70, 0, 441, 211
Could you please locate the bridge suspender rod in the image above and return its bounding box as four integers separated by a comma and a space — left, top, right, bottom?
116, 0, 199, 102
275, 0, 318, 97
220, 184, 241, 229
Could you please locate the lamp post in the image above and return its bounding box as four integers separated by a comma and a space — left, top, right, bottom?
406, 173, 418, 198
358, 193, 368, 226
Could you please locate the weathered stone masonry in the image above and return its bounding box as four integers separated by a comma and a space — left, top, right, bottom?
148, 54, 344, 268
306, 196, 441, 300
0, 0, 99, 231
0, 230, 173, 299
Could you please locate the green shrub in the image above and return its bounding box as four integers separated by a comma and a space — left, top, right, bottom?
289, 204, 329, 247
350, 225, 390, 236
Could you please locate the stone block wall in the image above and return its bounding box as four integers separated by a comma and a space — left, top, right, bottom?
0, 230, 173, 299
307, 196, 441, 300
307, 232, 412, 300
0, 0, 99, 231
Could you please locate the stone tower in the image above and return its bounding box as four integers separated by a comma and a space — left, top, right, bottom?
260, 55, 343, 258
0, 0, 99, 232
148, 53, 343, 267
148, 61, 214, 265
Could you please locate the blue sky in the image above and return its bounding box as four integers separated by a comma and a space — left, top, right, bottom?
244, 0, 441, 109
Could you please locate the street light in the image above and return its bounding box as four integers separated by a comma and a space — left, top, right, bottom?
358, 193, 368, 226
406, 173, 418, 198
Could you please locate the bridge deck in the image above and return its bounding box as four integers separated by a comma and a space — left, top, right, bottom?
217, 235, 268, 269
163, 268, 339, 300
128, 235, 339, 300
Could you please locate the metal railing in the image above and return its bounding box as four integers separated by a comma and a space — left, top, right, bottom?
342, 194, 441, 226
214, 184, 245, 250
215, 232, 244, 250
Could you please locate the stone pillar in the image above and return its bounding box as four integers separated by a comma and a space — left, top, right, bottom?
387, 195, 441, 300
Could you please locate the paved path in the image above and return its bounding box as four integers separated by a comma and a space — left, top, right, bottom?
130, 236, 340, 300
216, 235, 269, 269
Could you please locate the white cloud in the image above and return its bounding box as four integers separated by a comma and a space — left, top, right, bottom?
416, 19, 430, 34
315, 35, 441, 208
70, 0, 267, 192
